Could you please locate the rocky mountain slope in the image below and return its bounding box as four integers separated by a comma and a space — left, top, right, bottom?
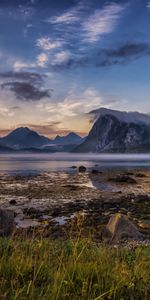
74, 109, 150, 153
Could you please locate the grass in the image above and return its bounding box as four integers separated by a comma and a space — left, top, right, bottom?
0, 236, 149, 300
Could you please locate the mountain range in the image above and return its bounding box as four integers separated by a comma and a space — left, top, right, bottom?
0, 108, 150, 153
0, 127, 83, 151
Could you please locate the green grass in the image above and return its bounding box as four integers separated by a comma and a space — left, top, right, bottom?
0, 237, 149, 300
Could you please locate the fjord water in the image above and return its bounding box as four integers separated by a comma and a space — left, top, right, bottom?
0, 153, 150, 174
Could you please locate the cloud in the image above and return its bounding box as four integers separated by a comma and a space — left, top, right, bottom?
0, 106, 15, 117
1, 82, 51, 101
37, 53, 49, 67
11, 105, 20, 110
36, 37, 62, 51
108, 43, 150, 58
24, 122, 70, 137
34, 86, 119, 135
47, 0, 86, 25
17, 122, 85, 138
49, 11, 79, 25
82, 3, 125, 43
0, 71, 51, 101
13, 61, 35, 71
47, 1, 126, 46
38, 1, 127, 72
0, 71, 46, 84
50, 42, 150, 70
40, 87, 115, 118
96, 42, 150, 66
53, 50, 71, 65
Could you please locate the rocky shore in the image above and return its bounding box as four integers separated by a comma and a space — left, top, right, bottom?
0, 168, 150, 243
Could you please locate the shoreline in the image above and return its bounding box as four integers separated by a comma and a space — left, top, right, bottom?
0, 167, 149, 242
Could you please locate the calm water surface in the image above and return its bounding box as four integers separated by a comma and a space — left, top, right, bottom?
0, 153, 150, 175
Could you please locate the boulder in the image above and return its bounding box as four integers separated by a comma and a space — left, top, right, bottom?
0, 209, 15, 236
9, 199, 17, 205
78, 166, 86, 173
106, 213, 142, 243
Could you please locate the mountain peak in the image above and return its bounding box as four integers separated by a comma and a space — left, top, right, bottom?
0, 126, 52, 150
89, 108, 150, 126
67, 132, 81, 138
12, 126, 31, 134
54, 132, 83, 145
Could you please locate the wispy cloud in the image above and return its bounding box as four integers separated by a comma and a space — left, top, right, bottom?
47, 0, 86, 25
82, 3, 125, 43
36, 37, 62, 51
47, 1, 126, 46
34, 86, 119, 135
13, 61, 35, 71
42, 1, 127, 71
40, 87, 115, 118
50, 11, 79, 25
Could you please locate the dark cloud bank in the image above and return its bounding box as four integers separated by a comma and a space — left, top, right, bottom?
0, 71, 52, 101
52, 42, 150, 70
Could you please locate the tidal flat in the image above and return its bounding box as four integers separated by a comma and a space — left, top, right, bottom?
0, 168, 150, 241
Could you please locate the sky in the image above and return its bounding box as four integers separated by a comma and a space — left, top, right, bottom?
0, 0, 150, 137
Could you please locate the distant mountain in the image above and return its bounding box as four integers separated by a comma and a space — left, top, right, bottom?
0, 127, 84, 151
0, 127, 52, 150
74, 108, 150, 153
54, 132, 83, 146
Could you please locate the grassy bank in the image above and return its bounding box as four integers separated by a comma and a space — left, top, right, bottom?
0, 237, 149, 300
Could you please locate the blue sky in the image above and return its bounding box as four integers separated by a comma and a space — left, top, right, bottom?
0, 0, 150, 137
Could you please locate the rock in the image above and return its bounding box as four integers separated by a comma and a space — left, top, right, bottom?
78, 166, 86, 173
136, 194, 149, 203
51, 207, 62, 217
91, 169, 99, 174
0, 209, 15, 236
70, 166, 77, 169
125, 172, 134, 176
105, 213, 142, 243
136, 173, 146, 178
23, 207, 42, 218
9, 199, 17, 205
109, 175, 137, 184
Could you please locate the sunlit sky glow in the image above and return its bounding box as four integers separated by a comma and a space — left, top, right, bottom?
0, 0, 150, 137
